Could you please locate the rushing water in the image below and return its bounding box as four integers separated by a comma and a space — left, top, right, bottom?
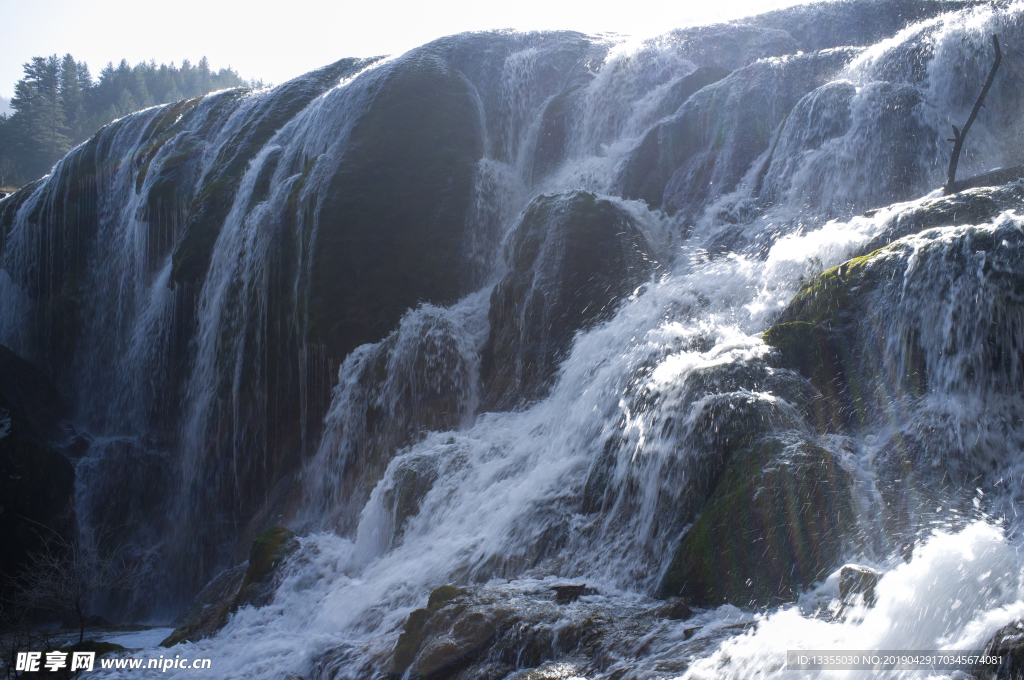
4, 1, 1024, 677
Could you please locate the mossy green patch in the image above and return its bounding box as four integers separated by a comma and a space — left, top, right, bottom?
393, 607, 430, 673
428, 585, 463, 611
659, 436, 855, 607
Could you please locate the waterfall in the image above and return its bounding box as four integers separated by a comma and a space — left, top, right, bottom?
4, 1, 1024, 677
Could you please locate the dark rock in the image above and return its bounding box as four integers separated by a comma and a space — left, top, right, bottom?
169, 58, 376, 288
159, 562, 247, 647
550, 585, 587, 604
659, 435, 856, 607
161, 526, 297, 647
390, 584, 552, 678
0, 344, 75, 593
532, 85, 585, 181
481, 191, 656, 409
0, 344, 69, 441
618, 65, 731, 206
620, 48, 855, 219
975, 620, 1024, 679
428, 585, 464, 611
232, 526, 300, 610
651, 598, 694, 621
64, 433, 92, 458
950, 164, 1024, 194
838, 564, 881, 608
309, 51, 484, 364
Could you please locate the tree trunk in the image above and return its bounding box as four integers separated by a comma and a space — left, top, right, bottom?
945, 35, 1002, 194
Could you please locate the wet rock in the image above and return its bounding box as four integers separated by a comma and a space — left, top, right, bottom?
161, 526, 297, 647
481, 191, 656, 410
659, 435, 856, 607
860, 184, 1024, 255
620, 48, 856, 220
169, 58, 374, 288
549, 585, 588, 605
232, 526, 300, 610
309, 51, 484, 364
159, 562, 247, 647
618, 65, 732, 206
654, 598, 694, 621
532, 85, 586, 181
392, 585, 508, 678
838, 564, 881, 608
0, 343, 69, 441
975, 620, 1024, 679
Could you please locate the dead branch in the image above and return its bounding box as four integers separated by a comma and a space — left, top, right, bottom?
1, 527, 143, 644
945, 34, 1002, 194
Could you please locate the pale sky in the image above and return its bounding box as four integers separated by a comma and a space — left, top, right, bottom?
1, 0, 815, 99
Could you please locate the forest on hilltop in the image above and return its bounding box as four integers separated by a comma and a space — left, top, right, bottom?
0, 55, 262, 187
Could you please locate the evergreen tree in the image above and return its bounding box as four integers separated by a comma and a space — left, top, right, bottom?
60, 54, 85, 141
0, 53, 254, 186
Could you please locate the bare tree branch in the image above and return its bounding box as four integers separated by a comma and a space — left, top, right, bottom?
1, 525, 143, 645
945, 34, 1002, 194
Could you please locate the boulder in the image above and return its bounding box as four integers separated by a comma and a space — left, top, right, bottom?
659, 435, 856, 607
160, 526, 298, 647
309, 51, 484, 364
159, 562, 247, 647
620, 48, 855, 220
975, 620, 1024, 679
481, 191, 656, 409
838, 564, 881, 608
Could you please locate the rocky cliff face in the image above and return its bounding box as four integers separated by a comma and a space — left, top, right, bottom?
4, 1, 1024, 678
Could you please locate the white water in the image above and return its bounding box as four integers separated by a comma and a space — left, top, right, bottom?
4, 2, 1024, 678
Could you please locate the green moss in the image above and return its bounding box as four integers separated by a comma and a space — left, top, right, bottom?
393, 607, 430, 673
659, 437, 855, 606
780, 249, 887, 329
427, 585, 463, 611
242, 527, 297, 588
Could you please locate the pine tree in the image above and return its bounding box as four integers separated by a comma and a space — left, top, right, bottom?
60, 54, 85, 141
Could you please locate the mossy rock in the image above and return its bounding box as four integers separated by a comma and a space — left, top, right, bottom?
161, 526, 297, 647
428, 585, 464, 611
159, 562, 247, 647
659, 435, 856, 607
481, 191, 656, 409
761, 321, 850, 431
860, 184, 1024, 255
232, 526, 299, 610
390, 584, 560, 678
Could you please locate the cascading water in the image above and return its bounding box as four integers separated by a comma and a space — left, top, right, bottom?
4, 1, 1024, 677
